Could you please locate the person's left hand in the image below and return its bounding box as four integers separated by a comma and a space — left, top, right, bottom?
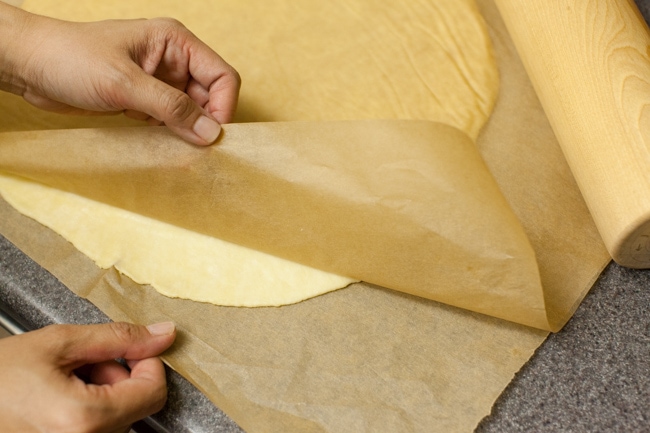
0, 321, 177, 433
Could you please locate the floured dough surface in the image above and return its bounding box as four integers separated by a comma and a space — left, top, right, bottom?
0, 174, 355, 306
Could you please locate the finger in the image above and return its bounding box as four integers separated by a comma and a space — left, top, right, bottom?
40, 322, 176, 370
127, 69, 222, 145
89, 360, 131, 385
84, 357, 168, 428
184, 38, 241, 124
205, 71, 240, 124
151, 34, 191, 93
186, 78, 209, 108
144, 19, 240, 124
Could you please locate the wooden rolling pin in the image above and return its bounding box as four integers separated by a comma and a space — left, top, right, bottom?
495, 0, 650, 268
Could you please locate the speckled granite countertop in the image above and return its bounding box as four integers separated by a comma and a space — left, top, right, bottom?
1, 2, 650, 432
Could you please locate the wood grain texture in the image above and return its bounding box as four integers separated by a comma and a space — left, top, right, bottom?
495, 0, 650, 268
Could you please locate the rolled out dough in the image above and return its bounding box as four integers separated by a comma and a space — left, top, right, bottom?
15, 0, 498, 139
0, 174, 355, 306
3, 0, 499, 308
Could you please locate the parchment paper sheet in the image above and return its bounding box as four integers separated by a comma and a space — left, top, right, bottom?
0, 0, 612, 431
0, 122, 551, 329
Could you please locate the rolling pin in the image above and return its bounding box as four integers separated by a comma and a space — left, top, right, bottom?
494, 0, 650, 268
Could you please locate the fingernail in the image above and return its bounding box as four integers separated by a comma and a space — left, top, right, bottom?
146, 321, 175, 336
193, 115, 221, 144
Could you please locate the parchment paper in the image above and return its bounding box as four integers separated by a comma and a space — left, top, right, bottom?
0, 0, 613, 431
0, 122, 551, 329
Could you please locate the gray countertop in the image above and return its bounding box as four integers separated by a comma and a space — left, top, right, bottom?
1, 1, 650, 431
2, 232, 648, 433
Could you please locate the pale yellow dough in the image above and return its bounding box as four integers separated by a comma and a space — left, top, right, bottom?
18, 0, 497, 139
0, 174, 355, 306
5, 0, 498, 308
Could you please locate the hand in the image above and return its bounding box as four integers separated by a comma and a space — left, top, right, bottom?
0, 321, 177, 433
0, 3, 240, 145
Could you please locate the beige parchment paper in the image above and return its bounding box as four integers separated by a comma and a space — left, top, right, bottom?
0, 0, 612, 431
0, 122, 552, 329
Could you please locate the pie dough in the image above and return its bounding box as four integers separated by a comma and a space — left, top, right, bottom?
16, 0, 498, 139
3, 0, 498, 307
0, 174, 355, 306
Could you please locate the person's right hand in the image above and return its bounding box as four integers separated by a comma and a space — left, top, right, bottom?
0, 2, 240, 145
0, 321, 177, 433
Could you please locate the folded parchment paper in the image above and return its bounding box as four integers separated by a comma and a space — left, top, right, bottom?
0, 0, 614, 431
0, 122, 552, 329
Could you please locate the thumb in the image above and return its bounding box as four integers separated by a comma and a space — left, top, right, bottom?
127, 69, 222, 145
44, 322, 176, 369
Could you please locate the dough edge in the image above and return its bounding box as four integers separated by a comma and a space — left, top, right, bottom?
0, 173, 356, 307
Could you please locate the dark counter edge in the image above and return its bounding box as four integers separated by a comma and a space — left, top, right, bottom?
0, 234, 244, 433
